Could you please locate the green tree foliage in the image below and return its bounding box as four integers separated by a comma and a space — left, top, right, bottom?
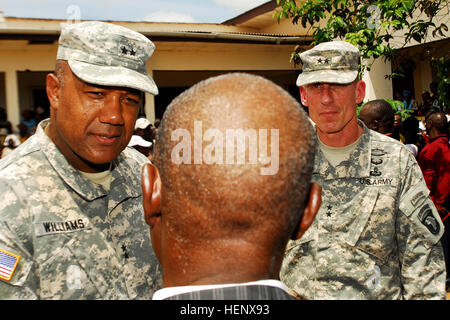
274, 0, 449, 76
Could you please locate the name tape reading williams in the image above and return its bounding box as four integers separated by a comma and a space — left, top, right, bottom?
35, 218, 91, 236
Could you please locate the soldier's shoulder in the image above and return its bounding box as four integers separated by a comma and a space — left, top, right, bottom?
369, 130, 402, 146
369, 130, 410, 155
120, 147, 150, 167
0, 135, 42, 171
0, 141, 55, 199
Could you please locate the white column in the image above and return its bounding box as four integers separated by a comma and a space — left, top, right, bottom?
145, 92, 155, 124
362, 57, 393, 102
145, 69, 156, 124
4, 69, 20, 131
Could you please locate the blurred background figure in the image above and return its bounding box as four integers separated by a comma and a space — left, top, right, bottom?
417, 111, 450, 291
17, 123, 31, 143
0, 107, 13, 138
34, 106, 49, 124
154, 118, 160, 129
392, 113, 402, 141
421, 91, 433, 116
429, 82, 440, 112
400, 116, 420, 158
133, 117, 155, 161
1, 133, 21, 159
358, 99, 395, 137
19, 109, 37, 136
134, 118, 154, 143
128, 134, 153, 161
402, 89, 417, 112
418, 111, 449, 218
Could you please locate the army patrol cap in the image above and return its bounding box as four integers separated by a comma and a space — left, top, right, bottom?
296, 41, 360, 87
57, 21, 158, 95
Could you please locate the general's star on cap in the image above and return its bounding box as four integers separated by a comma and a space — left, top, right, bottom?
57, 21, 158, 95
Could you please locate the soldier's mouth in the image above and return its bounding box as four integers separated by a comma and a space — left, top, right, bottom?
320, 111, 338, 118
94, 134, 120, 145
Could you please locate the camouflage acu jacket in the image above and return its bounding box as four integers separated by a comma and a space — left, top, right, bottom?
280, 123, 446, 300
0, 120, 162, 299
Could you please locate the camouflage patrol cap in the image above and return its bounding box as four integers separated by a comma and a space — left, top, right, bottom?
57, 21, 158, 95
296, 41, 360, 87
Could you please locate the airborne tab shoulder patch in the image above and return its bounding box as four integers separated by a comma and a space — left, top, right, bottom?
0, 249, 21, 282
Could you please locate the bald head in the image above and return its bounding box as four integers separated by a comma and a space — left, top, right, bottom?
426, 112, 449, 137
359, 99, 395, 134
143, 73, 319, 286
156, 73, 315, 241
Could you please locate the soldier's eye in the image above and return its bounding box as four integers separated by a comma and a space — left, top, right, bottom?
123, 97, 139, 105
87, 91, 104, 98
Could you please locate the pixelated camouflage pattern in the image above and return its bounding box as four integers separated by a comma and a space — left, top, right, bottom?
296, 41, 359, 86
0, 120, 162, 299
57, 21, 158, 95
280, 123, 446, 300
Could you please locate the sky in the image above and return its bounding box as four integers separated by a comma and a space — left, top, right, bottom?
0, 0, 269, 24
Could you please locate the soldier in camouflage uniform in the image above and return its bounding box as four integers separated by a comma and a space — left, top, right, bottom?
280, 41, 446, 299
0, 21, 162, 299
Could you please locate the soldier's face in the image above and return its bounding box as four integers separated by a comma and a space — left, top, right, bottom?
394, 114, 401, 128
300, 80, 365, 136
46, 65, 142, 172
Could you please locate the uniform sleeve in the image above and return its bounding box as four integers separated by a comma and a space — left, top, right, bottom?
397, 149, 446, 300
0, 180, 38, 299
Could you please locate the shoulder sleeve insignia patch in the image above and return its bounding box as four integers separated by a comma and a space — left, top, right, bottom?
0, 249, 21, 282
418, 205, 440, 235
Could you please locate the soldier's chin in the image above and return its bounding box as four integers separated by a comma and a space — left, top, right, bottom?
81, 154, 116, 171
93, 162, 113, 171
318, 126, 341, 135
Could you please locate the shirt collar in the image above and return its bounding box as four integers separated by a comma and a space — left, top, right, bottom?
429, 134, 449, 142
152, 279, 289, 300
313, 120, 371, 179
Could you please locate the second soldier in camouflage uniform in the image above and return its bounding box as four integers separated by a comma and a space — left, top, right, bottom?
280, 41, 446, 299
0, 21, 162, 299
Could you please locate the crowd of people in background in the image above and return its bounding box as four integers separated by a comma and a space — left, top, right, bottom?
128, 117, 160, 162
359, 96, 450, 291
394, 81, 445, 117
0, 107, 49, 158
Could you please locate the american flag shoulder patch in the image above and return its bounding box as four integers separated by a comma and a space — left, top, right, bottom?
0, 249, 21, 282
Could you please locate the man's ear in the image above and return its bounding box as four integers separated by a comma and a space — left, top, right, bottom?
299, 86, 309, 107
355, 80, 366, 105
292, 183, 322, 240
46, 73, 61, 110
371, 119, 379, 131
141, 163, 162, 229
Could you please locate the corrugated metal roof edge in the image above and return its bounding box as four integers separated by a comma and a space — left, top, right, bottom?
0, 27, 311, 44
